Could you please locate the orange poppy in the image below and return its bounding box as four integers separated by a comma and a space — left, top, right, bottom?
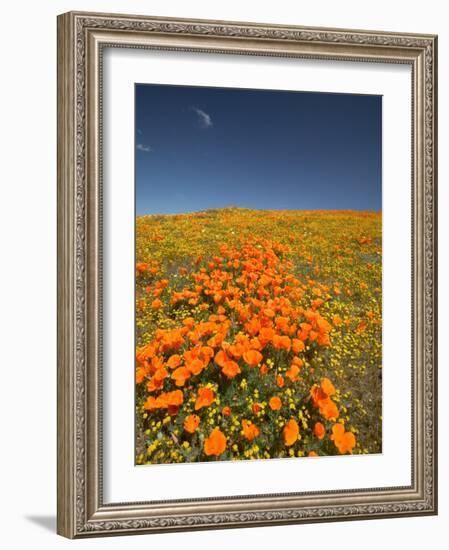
222, 406, 231, 416
330, 423, 345, 441
221, 360, 241, 379
136, 262, 148, 273
171, 366, 191, 387
276, 374, 285, 388
285, 364, 300, 382
316, 317, 332, 333
135, 342, 156, 366
313, 422, 326, 440
310, 384, 328, 405
199, 346, 214, 360
163, 390, 184, 407
242, 419, 260, 441
144, 389, 184, 411
194, 387, 215, 410
151, 298, 162, 310
319, 398, 339, 420
228, 343, 245, 359
292, 338, 305, 354
183, 414, 200, 434
136, 365, 149, 384
166, 354, 182, 369
320, 377, 336, 397
259, 363, 269, 375
263, 308, 275, 318
186, 358, 205, 376
330, 423, 356, 454
204, 428, 227, 456
243, 349, 263, 367
259, 327, 274, 345
272, 334, 291, 351
146, 375, 164, 393
250, 337, 262, 351
308, 451, 318, 457
283, 418, 299, 446
152, 365, 168, 382
143, 396, 158, 411
269, 396, 282, 411
317, 332, 331, 346
214, 350, 229, 368
291, 356, 304, 368
245, 317, 261, 336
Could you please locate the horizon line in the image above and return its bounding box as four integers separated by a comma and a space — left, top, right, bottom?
136, 206, 382, 217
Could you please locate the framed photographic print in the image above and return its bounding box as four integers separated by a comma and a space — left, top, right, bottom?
57, 11, 438, 538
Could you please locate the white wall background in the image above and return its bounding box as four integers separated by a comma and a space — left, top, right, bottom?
0, 1, 446, 548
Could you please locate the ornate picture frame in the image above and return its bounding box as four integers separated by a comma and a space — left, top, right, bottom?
57, 11, 437, 538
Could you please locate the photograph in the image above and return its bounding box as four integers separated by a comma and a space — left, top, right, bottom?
134, 84, 383, 465
55, 9, 437, 538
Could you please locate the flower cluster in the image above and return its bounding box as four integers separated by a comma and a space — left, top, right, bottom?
135, 208, 382, 463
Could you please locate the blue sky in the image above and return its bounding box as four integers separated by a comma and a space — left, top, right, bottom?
135, 84, 381, 215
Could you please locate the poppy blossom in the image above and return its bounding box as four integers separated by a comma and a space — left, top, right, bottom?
214, 350, 229, 368
331, 423, 356, 454
228, 343, 245, 359
204, 428, 227, 456
242, 419, 260, 441
243, 349, 263, 367
143, 396, 158, 411
194, 387, 215, 410
136, 366, 149, 384
259, 363, 269, 375
276, 374, 285, 388
292, 338, 305, 354
269, 396, 282, 411
171, 366, 191, 387
272, 334, 291, 351
245, 317, 261, 336
166, 354, 181, 369
283, 418, 299, 446
286, 364, 300, 382
136, 262, 148, 274
259, 327, 274, 345
186, 358, 205, 376
263, 308, 275, 318
162, 390, 184, 407
313, 422, 326, 440
319, 398, 339, 420
320, 377, 336, 397
310, 384, 328, 405
221, 360, 241, 379
184, 414, 200, 433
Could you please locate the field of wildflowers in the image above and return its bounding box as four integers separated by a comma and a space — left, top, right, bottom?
135, 208, 382, 464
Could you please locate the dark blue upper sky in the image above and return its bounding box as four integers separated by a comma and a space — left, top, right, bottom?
135, 84, 381, 215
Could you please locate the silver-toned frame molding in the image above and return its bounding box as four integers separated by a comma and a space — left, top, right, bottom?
57, 11, 438, 538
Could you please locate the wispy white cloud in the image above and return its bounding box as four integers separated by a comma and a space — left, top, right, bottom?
136, 143, 152, 153
191, 106, 213, 128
